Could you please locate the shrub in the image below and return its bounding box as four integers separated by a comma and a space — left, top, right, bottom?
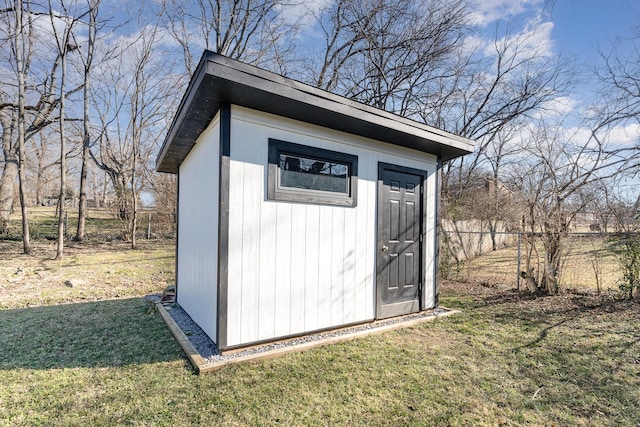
613, 233, 640, 299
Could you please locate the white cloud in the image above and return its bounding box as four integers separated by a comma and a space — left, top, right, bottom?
470, 0, 555, 60
566, 126, 594, 146
522, 19, 555, 57
468, 0, 546, 27
606, 123, 640, 147
485, 19, 555, 60
463, 0, 556, 67
539, 96, 578, 119
560, 123, 639, 149
277, 0, 332, 28
460, 34, 486, 56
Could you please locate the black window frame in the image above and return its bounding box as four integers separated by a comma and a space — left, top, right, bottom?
267, 138, 358, 207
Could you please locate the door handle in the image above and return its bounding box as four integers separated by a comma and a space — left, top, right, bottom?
381, 245, 389, 252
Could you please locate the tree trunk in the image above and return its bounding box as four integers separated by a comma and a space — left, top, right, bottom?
522, 212, 539, 293
0, 107, 17, 234
55, 52, 67, 259
542, 254, 560, 294
130, 128, 137, 248
76, 2, 97, 242
76, 152, 88, 241
100, 170, 108, 208
0, 154, 18, 233
541, 228, 563, 295
131, 179, 137, 249
16, 0, 31, 254
90, 164, 98, 207
489, 219, 498, 251
35, 140, 45, 205
17, 146, 31, 254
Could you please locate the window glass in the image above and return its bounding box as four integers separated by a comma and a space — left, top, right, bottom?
267, 139, 358, 207
279, 154, 349, 194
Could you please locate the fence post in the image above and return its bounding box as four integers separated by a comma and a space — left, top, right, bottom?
516, 232, 521, 291
147, 212, 152, 239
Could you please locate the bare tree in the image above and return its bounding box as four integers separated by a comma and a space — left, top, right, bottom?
48, 0, 87, 259
74, 0, 100, 242
91, 20, 177, 247
15, 0, 30, 253
0, 0, 83, 252
446, 126, 524, 249
148, 172, 177, 235
155, 0, 300, 241
29, 129, 58, 206
310, 2, 571, 221
596, 31, 640, 137
1, 0, 32, 251
490, 26, 640, 296
591, 32, 640, 298
436, 28, 572, 211
310, 0, 467, 113
163, 0, 298, 75
511, 118, 638, 294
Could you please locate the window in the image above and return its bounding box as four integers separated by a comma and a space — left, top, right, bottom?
267, 139, 358, 207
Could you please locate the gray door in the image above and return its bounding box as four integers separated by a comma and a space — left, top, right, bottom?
376, 163, 425, 319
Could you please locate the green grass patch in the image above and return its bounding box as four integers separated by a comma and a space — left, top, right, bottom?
1, 277, 639, 425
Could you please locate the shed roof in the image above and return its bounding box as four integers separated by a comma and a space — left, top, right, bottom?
156, 51, 475, 173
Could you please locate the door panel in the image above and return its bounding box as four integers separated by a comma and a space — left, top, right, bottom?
377, 164, 425, 319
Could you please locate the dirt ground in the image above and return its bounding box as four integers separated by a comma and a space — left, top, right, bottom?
0, 239, 175, 309
441, 277, 639, 316
1, 236, 633, 311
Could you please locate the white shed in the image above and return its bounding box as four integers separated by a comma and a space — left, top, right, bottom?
156, 51, 474, 351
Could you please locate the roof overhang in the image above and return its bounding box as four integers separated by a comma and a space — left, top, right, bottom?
156, 51, 475, 174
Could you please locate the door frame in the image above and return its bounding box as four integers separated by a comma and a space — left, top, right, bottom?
376, 162, 429, 319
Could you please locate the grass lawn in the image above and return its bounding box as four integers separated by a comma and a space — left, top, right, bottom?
0, 240, 175, 309
455, 235, 623, 292
1, 238, 639, 427
2, 206, 174, 242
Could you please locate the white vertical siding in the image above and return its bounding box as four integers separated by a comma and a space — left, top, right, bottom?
225, 106, 438, 347
258, 190, 277, 339
330, 208, 345, 324
273, 202, 292, 338
303, 205, 320, 331
177, 116, 220, 343
290, 205, 306, 334
343, 204, 356, 323
317, 207, 333, 329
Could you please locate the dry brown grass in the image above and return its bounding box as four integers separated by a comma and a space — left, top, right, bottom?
451, 235, 622, 292
0, 239, 175, 309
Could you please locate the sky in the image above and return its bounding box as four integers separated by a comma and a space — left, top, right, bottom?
469, 0, 639, 56
550, 0, 639, 60
94, 0, 640, 153
442, 0, 640, 199
466, 0, 639, 145
3, 0, 638, 206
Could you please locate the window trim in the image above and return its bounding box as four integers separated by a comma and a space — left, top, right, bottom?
267, 138, 358, 207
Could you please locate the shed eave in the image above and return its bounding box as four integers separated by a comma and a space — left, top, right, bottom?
156, 51, 475, 174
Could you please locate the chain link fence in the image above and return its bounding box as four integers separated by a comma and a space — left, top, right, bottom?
441, 228, 633, 294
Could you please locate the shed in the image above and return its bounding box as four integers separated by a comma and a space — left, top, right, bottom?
156, 51, 474, 351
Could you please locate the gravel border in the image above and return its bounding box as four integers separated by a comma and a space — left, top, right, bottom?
159, 298, 452, 365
